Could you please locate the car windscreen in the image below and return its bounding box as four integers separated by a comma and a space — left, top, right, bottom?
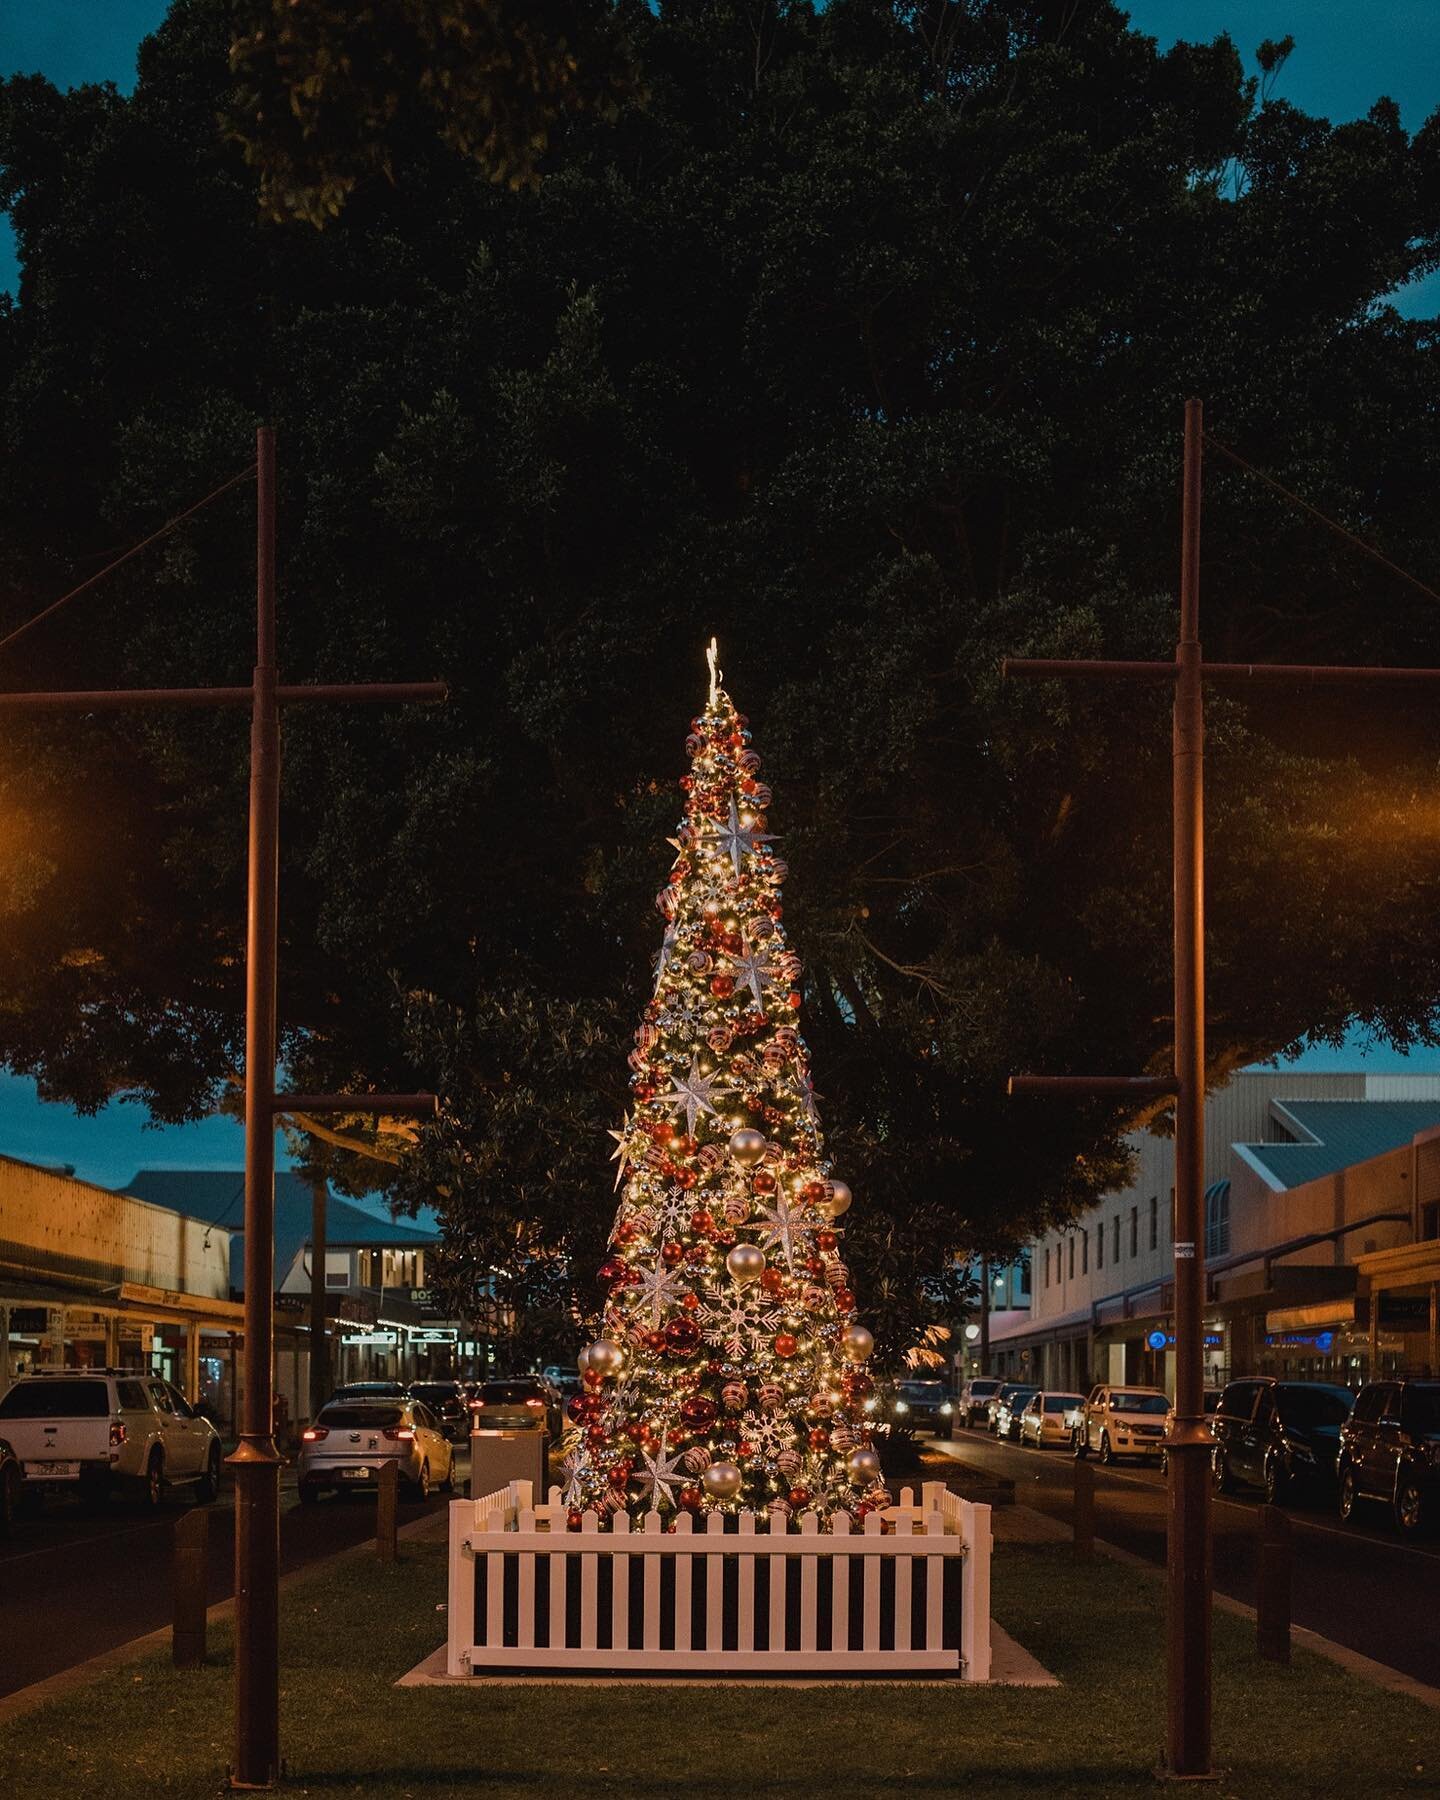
480, 1382, 545, 1404
410, 1385, 458, 1401
897, 1383, 944, 1398
968, 1381, 1001, 1395
1401, 1386, 1440, 1434
0, 1380, 109, 1418
1275, 1386, 1353, 1428
1044, 1395, 1083, 1413
1110, 1393, 1169, 1414
319, 1406, 404, 1428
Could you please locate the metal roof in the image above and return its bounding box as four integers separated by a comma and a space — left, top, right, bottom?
1233, 1099, 1440, 1191
120, 1170, 438, 1291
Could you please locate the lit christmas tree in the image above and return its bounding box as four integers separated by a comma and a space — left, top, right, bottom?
564, 643, 884, 1524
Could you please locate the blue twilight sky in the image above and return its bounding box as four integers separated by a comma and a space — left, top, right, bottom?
0, 2, 1436, 1187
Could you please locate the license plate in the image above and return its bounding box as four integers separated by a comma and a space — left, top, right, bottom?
26, 1460, 80, 1480
340, 1466, 372, 1480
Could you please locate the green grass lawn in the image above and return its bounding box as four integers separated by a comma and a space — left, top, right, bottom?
2, 1531, 1432, 1799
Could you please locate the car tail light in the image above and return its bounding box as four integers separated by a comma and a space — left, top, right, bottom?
525, 1399, 544, 1410
302, 1427, 329, 1442
109, 1421, 127, 1448
383, 1427, 416, 1441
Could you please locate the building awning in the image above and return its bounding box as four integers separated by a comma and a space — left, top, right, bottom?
988, 1303, 1091, 1347
1354, 1241, 1440, 1291
1265, 1298, 1359, 1334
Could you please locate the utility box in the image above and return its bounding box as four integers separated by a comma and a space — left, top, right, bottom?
469, 1428, 546, 1499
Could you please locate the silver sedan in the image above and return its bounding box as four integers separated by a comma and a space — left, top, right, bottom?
298, 1398, 455, 1502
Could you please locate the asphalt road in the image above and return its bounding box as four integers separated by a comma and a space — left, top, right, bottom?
0, 1454, 456, 1701
938, 1425, 1440, 1687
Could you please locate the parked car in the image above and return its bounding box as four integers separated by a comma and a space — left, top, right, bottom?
298, 1396, 455, 1502
407, 1380, 470, 1443
0, 1370, 221, 1510
1210, 1378, 1353, 1503
1336, 1378, 1440, 1537
469, 1376, 560, 1438
1073, 1384, 1171, 1464
958, 1378, 1002, 1428
892, 1380, 954, 1435
994, 1386, 1038, 1441
329, 1381, 408, 1403
986, 1382, 1035, 1434
1019, 1391, 1087, 1449
0, 1437, 20, 1535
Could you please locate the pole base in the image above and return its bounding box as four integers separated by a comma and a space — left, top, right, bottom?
1153, 1760, 1221, 1784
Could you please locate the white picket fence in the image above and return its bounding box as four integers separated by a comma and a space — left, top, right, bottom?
446, 1477, 992, 1679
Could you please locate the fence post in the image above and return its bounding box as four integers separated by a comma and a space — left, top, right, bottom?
377, 1459, 399, 1564
468, 1429, 481, 1498
1256, 1504, 1291, 1665
172, 1506, 209, 1667
1072, 1459, 1095, 1562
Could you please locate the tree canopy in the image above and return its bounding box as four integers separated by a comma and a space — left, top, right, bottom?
1, 0, 1438, 1354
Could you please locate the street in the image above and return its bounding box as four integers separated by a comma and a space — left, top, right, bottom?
938, 1426, 1440, 1687
0, 1457, 456, 1700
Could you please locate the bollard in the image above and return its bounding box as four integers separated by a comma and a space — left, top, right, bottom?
377, 1458, 399, 1565
1072, 1458, 1095, 1562
1256, 1503, 1292, 1664
172, 1506, 209, 1667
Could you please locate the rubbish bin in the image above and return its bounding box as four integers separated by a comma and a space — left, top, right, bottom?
468, 1427, 547, 1500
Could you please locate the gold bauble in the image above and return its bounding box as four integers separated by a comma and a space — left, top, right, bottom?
585, 1338, 626, 1378
825, 1179, 853, 1219
839, 1324, 874, 1364
729, 1127, 768, 1167
726, 1243, 766, 1286
702, 1459, 744, 1500
846, 1447, 882, 1486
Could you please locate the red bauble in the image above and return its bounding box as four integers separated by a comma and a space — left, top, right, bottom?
614, 1220, 644, 1247
787, 992, 802, 1010
736, 1439, 754, 1458
608, 1464, 631, 1490
633, 1082, 656, 1102
774, 1333, 799, 1358
804, 1256, 824, 1275
801, 1181, 827, 1206
672, 1133, 699, 1157
689, 1209, 715, 1234
567, 1507, 584, 1531
665, 1316, 702, 1354
722, 931, 743, 954
679, 1486, 704, 1512
567, 1393, 601, 1424
808, 1427, 830, 1451
643, 1329, 669, 1354
759, 1268, 784, 1295
788, 1487, 811, 1510
596, 1256, 629, 1287
752, 1171, 777, 1194
684, 1242, 710, 1265
816, 1231, 838, 1252
675, 1168, 698, 1190
582, 1368, 604, 1391
710, 974, 735, 999
835, 1288, 855, 1312
682, 1291, 701, 1311
661, 1241, 685, 1267
680, 1394, 718, 1430
587, 1425, 609, 1448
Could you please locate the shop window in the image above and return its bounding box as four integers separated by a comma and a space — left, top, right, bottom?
1129, 1207, 1138, 1257
1044, 1246, 1051, 1288
1068, 1237, 1075, 1280
1017, 1256, 1031, 1299
1205, 1186, 1230, 1259
1081, 1232, 1088, 1275
1113, 1215, 1121, 1262
1149, 1196, 1158, 1251
1097, 1224, 1104, 1271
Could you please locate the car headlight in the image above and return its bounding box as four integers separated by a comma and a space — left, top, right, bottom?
894, 1401, 909, 1414
940, 1403, 953, 1415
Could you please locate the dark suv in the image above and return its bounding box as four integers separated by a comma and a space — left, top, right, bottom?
1337, 1379, 1440, 1537
407, 1380, 470, 1443
1210, 1378, 1353, 1504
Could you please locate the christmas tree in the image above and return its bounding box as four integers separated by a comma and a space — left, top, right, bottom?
563, 643, 884, 1524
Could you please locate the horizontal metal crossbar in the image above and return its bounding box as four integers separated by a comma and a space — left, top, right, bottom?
273, 1092, 438, 1115
1003, 657, 1440, 687
1008, 1074, 1179, 1099
0, 681, 447, 711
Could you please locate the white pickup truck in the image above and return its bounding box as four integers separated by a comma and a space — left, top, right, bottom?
0, 1370, 222, 1510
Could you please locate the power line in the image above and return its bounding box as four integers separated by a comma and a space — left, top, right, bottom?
1204, 432, 1440, 608
0, 461, 257, 660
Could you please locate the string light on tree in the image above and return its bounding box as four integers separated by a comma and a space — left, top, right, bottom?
564, 641, 883, 1523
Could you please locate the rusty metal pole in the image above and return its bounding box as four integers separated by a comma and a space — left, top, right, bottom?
230, 424, 283, 1791
1165, 397, 1214, 1780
